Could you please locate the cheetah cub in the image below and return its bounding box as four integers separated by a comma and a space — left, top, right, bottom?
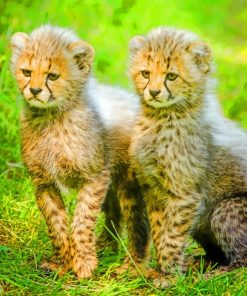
10, 25, 109, 279
129, 27, 247, 287
10, 25, 150, 278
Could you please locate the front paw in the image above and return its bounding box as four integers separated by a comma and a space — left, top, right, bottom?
72, 254, 98, 279
41, 259, 69, 276
153, 276, 171, 289
114, 260, 135, 275
114, 257, 149, 277
147, 270, 176, 289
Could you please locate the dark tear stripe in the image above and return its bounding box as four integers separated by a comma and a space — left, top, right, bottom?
164, 78, 173, 98
45, 77, 54, 98
143, 77, 150, 93
22, 78, 31, 95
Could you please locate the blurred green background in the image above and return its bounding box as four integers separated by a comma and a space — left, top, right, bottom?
0, 1, 247, 295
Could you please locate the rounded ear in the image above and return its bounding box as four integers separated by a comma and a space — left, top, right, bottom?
67, 40, 94, 71
11, 32, 29, 51
188, 42, 212, 74
129, 36, 146, 55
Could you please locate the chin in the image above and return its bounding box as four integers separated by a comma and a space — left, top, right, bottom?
26, 98, 59, 109
145, 96, 183, 108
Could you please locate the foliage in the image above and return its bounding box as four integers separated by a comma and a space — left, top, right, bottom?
0, 0, 247, 295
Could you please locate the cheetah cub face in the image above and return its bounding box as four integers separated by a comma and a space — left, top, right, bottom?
129, 27, 213, 109
11, 25, 94, 108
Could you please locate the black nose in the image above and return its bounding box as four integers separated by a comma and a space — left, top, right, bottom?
30, 88, 42, 95
149, 89, 161, 98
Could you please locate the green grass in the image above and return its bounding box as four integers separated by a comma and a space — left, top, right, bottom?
0, 0, 247, 295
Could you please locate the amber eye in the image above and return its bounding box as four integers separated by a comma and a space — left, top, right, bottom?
166, 72, 178, 81
141, 70, 150, 79
47, 73, 60, 81
22, 69, 31, 77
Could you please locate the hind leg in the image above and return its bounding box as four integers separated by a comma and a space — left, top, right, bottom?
115, 177, 150, 275
120, 178, 150, 262
97, 182, 122, 251
211, 197, 247, 270
194, 231, 227, 267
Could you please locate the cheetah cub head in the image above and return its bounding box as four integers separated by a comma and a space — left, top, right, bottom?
11, 25, 94, 109
129, 27, 213, 110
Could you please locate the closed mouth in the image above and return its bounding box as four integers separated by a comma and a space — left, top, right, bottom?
27, 96, 44, 103
27, 95, 55, 103
150, 97, 162, 102
149, 96, 174, 102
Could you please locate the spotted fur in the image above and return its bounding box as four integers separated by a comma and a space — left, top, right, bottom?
11, 25, 110, 279
11, 25, 150, 277
129, 27, 247, 287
